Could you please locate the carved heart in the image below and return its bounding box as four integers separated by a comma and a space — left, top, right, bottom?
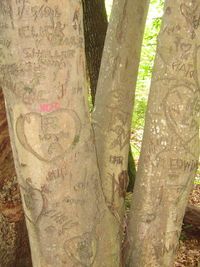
16, 109, 81, 162
20, 179, 44, 224
64, 232, 97, 266
180, 43, 192, 53
163, 84, 199, 155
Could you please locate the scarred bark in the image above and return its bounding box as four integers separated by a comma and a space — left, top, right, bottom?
82, 0, 136, 193
125, 1, 200, 266
0, 88, 32, 266
0, 1, 121, 266
93, 0, 150, 260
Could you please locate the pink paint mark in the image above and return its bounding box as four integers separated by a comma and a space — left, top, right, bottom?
40, 103, 60, 112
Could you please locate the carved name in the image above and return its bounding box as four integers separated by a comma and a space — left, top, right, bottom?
110, 155, 124, 165
172, 62, 194, 78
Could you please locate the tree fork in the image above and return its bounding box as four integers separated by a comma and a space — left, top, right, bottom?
93, 0, 149, 234
82, 0, 137, 193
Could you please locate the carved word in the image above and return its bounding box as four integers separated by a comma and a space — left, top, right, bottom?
64, 196, 85, 205
18, 25, 84, 47
23, 48, 69, 59
150, 157, 198, 172
0, 1, 12, 17
63, 36, 84, 48
74, 182, 89, 192
0, 62, 41, 77
22, 48, 74, 68
23, 90, 48, 105
172, 62, 194, 78
19, 25, 57, 39
0, 39, 11, 48
110, 155, 124, 165
40, 103, 60, 112
170, 158, 198, 172
46, 166, 68, 181
163, 24, 181, 35
0, 22, 8, 30
31, 5, 61, 21
44, 209, 68, 224
72, 87, 83, 94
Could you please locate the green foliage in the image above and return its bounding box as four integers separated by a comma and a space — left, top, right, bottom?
132, 0, 164, 131
88, 89, 94, 112
183, 224, 193, 230
179, 232, 186, 241
105, 0, 164, 132
105, 0, 113, 18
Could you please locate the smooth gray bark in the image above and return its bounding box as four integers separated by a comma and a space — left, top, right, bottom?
125, 1, 200, 266
93, 0, 150, 261
0, 1, 119, 266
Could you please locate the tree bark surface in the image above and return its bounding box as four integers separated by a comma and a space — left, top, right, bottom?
0, 1, 120, 266
125, 1, 200, 266
93, 0, 150, 255
82, 0, 108, 104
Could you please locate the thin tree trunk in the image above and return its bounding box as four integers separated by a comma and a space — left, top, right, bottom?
82, 0, 108, 105
125, 1, 199, 266
0, 88, 32, 266
1, 1, 119, 266
82, 0, 136, 193
93, 0, 149, 258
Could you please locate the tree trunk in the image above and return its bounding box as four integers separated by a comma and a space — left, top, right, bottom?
82, 0, 108, 105
0, 87, 32, 266
125, 1, 200, 266
0, 1, 120, 266
93, 0, 149, 257
82, 0, 136, 192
